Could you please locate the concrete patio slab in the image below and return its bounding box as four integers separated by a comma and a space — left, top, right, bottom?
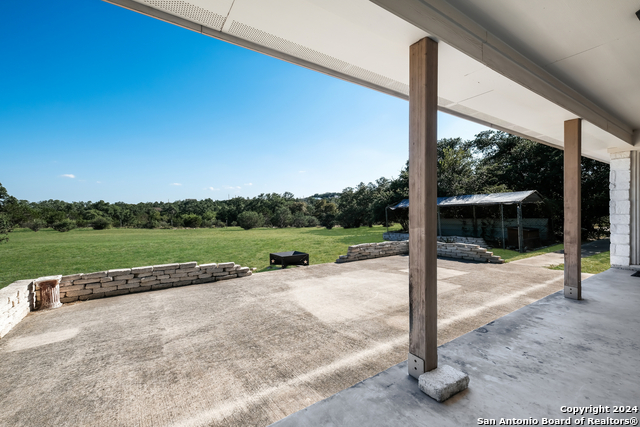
0, 256, 565, 427
271, 267, 639, 427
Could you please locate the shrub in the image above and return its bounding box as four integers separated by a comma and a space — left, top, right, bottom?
305, 215, 319, 227
75, 219, 89, 228
320, 213, 336, 229
92, 217, 112, 230
237, 211, 263, 230
26, 218, 47, 232
0, 213, 11, 243
292, 212, 307, 228
144, 219, 159, 229
53, 219, 77, 232
182, 214, 202, 228
271, 206, 292, 228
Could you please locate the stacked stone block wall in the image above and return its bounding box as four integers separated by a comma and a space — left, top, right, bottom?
337, 240, 503, 264
610, 151, 632, 267
437, 236, 488, 247
383, 232, 410, 241
337, 241, 409, 262
0, 280, 35, 339
437, 242, 503, 263
58, 261, 253, 303
384, 232, 488, 248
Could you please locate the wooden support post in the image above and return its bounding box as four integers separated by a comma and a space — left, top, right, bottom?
408, 37, 438, 378
385, 206, 389, 233
472, 206, 477, 237
517, 203, 524, 253
564, 119, 582, 300
500, 204, 505, 249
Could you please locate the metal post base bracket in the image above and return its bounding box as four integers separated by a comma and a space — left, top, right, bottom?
564, 286, 581, 300
419, 365, 470, 402
408, 353, 425, 379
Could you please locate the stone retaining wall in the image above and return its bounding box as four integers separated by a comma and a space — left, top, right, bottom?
438, 236, 488, 247
384, 233, 488, 248
437, 242, 503, 263
337, 241, 409, 262
0, 280, 35, 339
57, 262, 253, 303
383, 232, 409, 241
1, 260, 254, 340
336, 240, 503, 264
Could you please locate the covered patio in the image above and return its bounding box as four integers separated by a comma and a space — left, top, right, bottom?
35, 0, 640, 422
273, 267, 640, 426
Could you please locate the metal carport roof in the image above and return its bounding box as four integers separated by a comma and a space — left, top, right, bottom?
390, 190, 544, 209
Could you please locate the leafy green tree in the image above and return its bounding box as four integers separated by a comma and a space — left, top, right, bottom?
237, 211, 264, 230
0, 183, 12, 243
182, 213, 203, 228
26, 218, 47, 232
92, 216, 112, 230
271, 206, 293, 228
53, 219, 77, 232
313, 199, 338, 229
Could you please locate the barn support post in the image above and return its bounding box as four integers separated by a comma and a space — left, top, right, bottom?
500, 204, 505, 249
517, 203, 524, 253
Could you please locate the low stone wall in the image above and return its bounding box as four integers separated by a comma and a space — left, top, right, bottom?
384, 233, 488, 248
337, 241, 409, 263
1, 260, 254, 340
58, 262, 253, 303
0, 280, 35, 339
438, 236, 488, 247
437, 242, 503, 263
383, 232, 409, 241
336, 240, 503, 264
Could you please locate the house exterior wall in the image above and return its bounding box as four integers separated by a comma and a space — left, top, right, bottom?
609, 151, 638, 267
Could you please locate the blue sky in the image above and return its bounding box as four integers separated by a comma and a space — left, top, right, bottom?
0, 0, 489, 203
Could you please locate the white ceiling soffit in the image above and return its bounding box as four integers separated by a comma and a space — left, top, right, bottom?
102, 0, 637, 163
371, 0, 638, 145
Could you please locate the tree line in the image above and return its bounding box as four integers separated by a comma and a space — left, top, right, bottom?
0, 131, 610, 242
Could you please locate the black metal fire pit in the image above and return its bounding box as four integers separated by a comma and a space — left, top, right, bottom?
269, 251, 309, 269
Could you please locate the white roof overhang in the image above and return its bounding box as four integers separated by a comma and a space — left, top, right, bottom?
103, 0, 640, 163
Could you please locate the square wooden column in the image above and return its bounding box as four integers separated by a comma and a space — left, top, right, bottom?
408, 37, 438, 378
564, 119, 582, 299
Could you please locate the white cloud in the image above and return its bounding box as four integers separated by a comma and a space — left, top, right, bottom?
244, 183, 253, 186
170, 183, 182, 186
224, 186, 241, 190
96, 181, 102, 184
206, 187, 220, 191
61, 174, 75, 179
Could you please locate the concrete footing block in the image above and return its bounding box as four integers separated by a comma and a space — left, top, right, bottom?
418, 365, 469, 402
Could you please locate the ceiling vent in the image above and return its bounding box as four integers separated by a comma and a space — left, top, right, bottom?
139, 0, 226, 31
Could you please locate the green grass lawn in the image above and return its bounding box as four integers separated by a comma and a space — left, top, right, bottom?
548, 251, 611, 275
0, 225, 402, 289
491, 244, 565, 262
491, 243, 611, 274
